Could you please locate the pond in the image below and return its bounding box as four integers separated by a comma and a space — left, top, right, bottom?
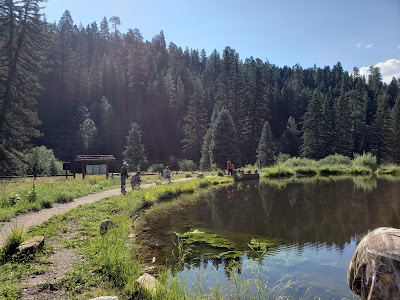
136, 176, 400, 299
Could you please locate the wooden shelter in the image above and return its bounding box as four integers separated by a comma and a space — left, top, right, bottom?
74, 155, 116, 179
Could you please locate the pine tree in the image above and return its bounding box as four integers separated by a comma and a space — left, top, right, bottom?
199, 101, 224, 169
256, 121, 276, 166
371, 91, 392, 163
280, 116, 301, 157
391, 95, 400, 163
241, 58, 268, 164
333, 89, 353, 156
123, 122, 147, 171
301, 91, 327, 159
210, 109, 239, 169
181, 81, 208, 162
0, 0, 48, 175
78, 118, 98, 154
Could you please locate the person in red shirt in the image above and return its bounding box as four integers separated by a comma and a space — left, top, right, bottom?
227, 158, 232, 175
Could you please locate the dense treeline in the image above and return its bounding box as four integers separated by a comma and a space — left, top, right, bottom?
1, 1, 399, 175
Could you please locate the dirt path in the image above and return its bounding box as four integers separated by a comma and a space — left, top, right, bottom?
0, 178, 194, 247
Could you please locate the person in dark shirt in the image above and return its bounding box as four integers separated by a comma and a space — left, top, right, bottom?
121, 162, 128, 193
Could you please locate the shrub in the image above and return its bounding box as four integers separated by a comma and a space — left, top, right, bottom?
27, 183, 38, 202
281, 157, 316, 168
217, 170, 224, 177
167, 155, 180, 171
349, 166, 372, 175
352, 152, 377, 170
40, 199, 53, 208
25, 146, 62, 176
376, 164, 400, 175
275, 153, 291, 164
185, 173, 192, 178
264, 166, 295, 178
8, 194, 21, 206
147, 163, 164, 173
55, 193, 74, 203
295, 167, 317, 176
178, 159, 197, 171
318, 166, 346, 176
0, 227, 23, 263
318, 154, 352, 166
210, 163, 219, 171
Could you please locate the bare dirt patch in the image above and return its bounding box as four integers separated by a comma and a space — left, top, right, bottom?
20, 249, 85, 300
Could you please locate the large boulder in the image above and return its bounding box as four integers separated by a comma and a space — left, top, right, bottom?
347, 227, 400, 300
136, 273, 158, 295
16, 236, 44, 254
100, 219, 116, 235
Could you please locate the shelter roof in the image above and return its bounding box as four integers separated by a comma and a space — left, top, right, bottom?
74, 155, 116, 162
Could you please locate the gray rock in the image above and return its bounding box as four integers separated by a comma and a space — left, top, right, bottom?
136, 273, 158, 295
100, 219, 116, 235
197, 172, 204, 178
16, 236, 44, 254
348, 227, 400, 300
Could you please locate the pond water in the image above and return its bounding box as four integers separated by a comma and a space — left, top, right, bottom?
138, 176, 400, 299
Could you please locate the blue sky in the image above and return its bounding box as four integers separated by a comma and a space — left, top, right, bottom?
43, 0, 400, 82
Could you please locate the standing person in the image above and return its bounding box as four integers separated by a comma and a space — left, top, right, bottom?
121, 162, 128, 193
258, 159, 263, 172
162, 166, 172, 183
227, 158, 233, 176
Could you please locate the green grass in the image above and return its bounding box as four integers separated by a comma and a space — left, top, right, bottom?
0, 176, 119, 222
262, 153, 397, 179
0, 172, 198, 223
0, 176, 234, 299
0, 174, 326, 299
376, 164, 400, 176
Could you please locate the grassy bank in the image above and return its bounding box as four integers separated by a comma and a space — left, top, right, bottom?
0, 172, 194, 223
259, 153, 400, 178
0, 176, 234, 299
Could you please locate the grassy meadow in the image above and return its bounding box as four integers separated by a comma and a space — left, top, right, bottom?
0, 176, 238, 299
0, 172, 195, 223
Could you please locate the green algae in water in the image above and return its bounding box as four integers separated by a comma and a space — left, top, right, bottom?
175, 229, 237, 250
248, 238, 284, 253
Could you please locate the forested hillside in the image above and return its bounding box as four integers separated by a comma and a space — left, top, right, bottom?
1, 1, 399, 175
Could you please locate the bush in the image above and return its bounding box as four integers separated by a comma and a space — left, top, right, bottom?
352, 152, 377, 170
25, 146, 63, 176
8, 194, 21, 206
40, 199, 53, 208
27, 183, 38, 202
217, 170, 224, 177
281, 157, 316, 168
185, 173, 192, 178
147, 163, 164, 173
276, 153, 291, 164
318, 154, 352, 166
0, 227, 23, 263
295, 167, 317, 176
264, 166, 295, 178
376, 164, 400, 175
318, 166, 346, 176
55, 193, 74, 203
178, 159, 197, 171
167, 155, 180, 171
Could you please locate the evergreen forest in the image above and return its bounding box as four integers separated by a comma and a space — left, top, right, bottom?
1, 1, 400, 175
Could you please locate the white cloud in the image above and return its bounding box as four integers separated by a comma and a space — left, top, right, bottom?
366, 43, 374, 49
358, 59, 400, 84
356, 42, 363, 48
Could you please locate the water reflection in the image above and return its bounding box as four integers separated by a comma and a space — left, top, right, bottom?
137, 176, 400, 298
